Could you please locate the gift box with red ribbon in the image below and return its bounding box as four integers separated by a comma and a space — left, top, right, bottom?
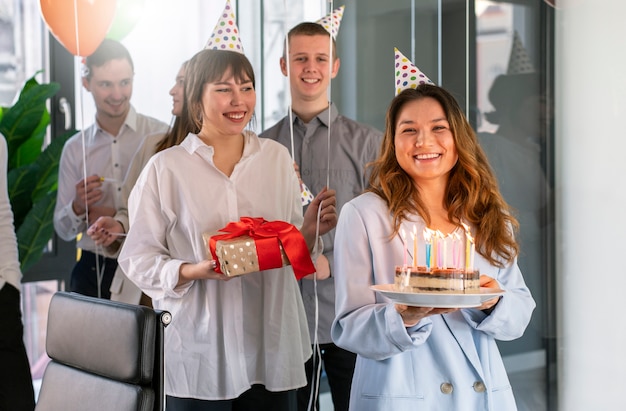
205, 217, 315, 280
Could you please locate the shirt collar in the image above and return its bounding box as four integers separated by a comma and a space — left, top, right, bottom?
181, 130, 260, 157
93, 105, 138, 137
124, 105, 139, 132
292, 102, 339, 128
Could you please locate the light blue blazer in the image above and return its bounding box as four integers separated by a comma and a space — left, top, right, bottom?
331, 192, 536, 411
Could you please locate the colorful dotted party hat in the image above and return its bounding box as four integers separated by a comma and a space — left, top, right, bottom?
506, 31, 535, 74
394, 48, 434, 96
204, 0, 244, 53
300, 181, 314, 206
315, 5, 345, 39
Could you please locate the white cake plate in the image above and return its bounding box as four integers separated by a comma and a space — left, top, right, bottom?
370, 284, 505, 308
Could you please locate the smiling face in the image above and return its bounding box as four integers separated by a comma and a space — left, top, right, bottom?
184, 50, 257, 137
169, 64, 186, 117
281, 33, 339, 107
199, 68, 256, 137
83, 58, 133, 122
394, 96, 458, 187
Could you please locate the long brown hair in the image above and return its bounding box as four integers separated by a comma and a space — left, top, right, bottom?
155, 61, 189, 153
368, 85, 519, 267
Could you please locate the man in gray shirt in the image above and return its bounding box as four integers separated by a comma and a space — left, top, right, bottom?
260, 16, 382, 411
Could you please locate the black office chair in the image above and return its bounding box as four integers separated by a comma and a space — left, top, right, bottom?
35, 291, 171, 411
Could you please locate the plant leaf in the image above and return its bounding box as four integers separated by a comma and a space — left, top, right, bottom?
31, 129, 75, 203
0, 80, 60, 164
17, 190, 57, 273
3, 72, 69, 270
14, 110, 49, 168
7, 163, 38, 230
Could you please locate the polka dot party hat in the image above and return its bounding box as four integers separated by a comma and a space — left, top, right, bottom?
300, 181, 314, 206
315, 5, 345, 39
204, 0, 244, 53
394, 48, 434, 96
506, 31, 535, 74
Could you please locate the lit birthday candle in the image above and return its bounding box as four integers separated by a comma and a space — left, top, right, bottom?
401, 228, 408, 268
469, 234, 475, 270
443, 233, 449, 268
436, 230, 444, 268
431, 231, 437, 268
461, 223, 470, 270
411, 225, 418, 268
452, 231, 461, 268
461, 223, 471, 271
423, 228, 433, 269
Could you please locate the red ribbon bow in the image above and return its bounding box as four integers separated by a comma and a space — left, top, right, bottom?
209, 217, 315, 280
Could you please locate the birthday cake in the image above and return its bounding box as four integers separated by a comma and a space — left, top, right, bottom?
394, 266, 480, 293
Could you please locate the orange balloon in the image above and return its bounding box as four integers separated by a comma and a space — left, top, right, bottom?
40, 0, 118, 57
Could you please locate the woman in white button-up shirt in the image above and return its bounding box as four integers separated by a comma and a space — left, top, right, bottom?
331, 85, 535, 411
119, 49, 336, 409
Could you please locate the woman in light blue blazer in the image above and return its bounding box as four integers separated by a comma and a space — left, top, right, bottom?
331, 84, 535, 411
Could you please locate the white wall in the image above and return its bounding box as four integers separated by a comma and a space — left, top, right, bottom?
556, 1, 626, 409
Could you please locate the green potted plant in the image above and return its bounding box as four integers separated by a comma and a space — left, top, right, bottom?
0, 72, 76, 272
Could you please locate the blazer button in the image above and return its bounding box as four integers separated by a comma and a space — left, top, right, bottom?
440, 382, 454, 394
473, 381, 486, 392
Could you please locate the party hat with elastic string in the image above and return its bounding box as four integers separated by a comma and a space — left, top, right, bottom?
299, 178, 315, 206
204, 0, 244, 53
315, 5, 345, 39
394, 48, 434, 96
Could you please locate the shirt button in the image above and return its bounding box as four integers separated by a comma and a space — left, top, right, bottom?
473, 381, 486, 392
440, 382, 453, 394
114, 163, 119, 167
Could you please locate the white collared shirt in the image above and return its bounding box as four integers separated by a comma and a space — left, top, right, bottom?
261, 102, 383, 343
119, 131, 312, 400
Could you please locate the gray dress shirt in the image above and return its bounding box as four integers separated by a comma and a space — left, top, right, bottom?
261, 103, 383, 343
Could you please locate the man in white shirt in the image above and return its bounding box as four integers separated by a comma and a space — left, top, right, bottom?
53, 39, 167, 299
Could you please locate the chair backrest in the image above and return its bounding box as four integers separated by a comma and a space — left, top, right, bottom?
35, 292, 171, 411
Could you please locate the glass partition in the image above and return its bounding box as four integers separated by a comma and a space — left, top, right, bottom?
333, 0, 441, 131
475, 2, 555, 410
